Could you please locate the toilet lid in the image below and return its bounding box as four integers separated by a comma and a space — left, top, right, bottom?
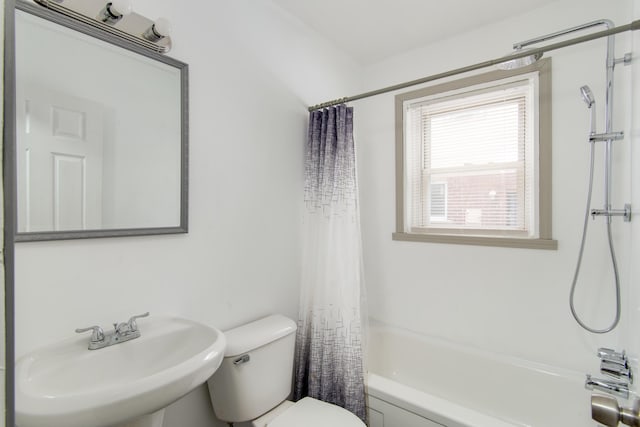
268, 397, 365, 427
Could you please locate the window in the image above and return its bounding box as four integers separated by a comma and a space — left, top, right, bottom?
393, 59, 556, 249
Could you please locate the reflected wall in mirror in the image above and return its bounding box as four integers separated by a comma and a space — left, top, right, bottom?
14, 2, 188, 241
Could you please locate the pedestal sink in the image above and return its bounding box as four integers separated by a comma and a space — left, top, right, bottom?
16, 316, 226, 427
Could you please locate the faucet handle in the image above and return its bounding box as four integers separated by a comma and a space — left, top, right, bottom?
127, 312, 150, 332
75, 325, 105, 342
601, 360, 634, 383
598, 347, 625, 358
598, 348, 628, 367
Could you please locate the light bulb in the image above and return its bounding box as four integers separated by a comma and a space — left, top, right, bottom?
109, 0, 132, 17
153, 18, 172, 38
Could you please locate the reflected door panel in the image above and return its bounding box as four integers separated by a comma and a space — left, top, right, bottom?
17, 87, 104, 232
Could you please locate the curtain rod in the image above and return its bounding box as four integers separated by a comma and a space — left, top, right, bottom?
308, 19, 640, 112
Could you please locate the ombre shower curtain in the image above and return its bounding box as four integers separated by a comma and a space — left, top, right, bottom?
294, 105, 367, 422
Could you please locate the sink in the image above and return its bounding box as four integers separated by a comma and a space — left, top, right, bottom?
16, 316, 226, 427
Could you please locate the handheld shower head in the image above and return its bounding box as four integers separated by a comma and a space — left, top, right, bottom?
580, 85, 596, 135
580, 85, 595, 108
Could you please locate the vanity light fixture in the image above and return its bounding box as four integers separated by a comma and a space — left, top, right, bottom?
31, 0, 173, 53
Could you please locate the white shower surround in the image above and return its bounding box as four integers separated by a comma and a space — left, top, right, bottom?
366, 322, 593, 427
357, 0, 635, 375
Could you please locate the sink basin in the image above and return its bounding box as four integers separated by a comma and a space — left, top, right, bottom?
16, 316, 226, 427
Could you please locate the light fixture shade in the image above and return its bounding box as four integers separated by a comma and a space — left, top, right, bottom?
153, 18, 172, 37
110, 0, 132, 17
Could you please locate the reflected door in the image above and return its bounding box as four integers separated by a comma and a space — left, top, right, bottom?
17, 87, 105, 232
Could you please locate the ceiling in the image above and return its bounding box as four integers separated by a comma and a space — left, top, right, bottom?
272, 0, 559, 65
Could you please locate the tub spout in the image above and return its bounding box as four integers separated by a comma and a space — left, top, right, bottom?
592, 394, 640, 427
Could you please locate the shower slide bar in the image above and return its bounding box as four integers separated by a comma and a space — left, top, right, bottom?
586, 131, 629, 222
308, 19, 640, 111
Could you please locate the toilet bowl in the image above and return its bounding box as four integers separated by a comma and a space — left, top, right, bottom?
207, 314, 365, 427
252, 397, 363, 427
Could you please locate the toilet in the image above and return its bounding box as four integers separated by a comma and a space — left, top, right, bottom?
207, 314, 366, 427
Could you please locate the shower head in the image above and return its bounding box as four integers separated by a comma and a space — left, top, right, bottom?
580, 85, 595, 108
581, 85, 596, 135
496, 48, 543, 71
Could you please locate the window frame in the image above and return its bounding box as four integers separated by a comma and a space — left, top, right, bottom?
393, 58, 556, 250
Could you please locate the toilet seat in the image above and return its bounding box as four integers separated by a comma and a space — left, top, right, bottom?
268, 397, 365, 427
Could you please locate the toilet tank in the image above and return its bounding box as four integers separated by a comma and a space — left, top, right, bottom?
208, 315, 297, 422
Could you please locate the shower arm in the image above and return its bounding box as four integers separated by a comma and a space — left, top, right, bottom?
514, 20, 620, 213
514, 20, 614, 56
513, 20, 615, 131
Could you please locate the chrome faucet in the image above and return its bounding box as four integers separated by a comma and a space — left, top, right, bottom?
76, 312, 149, 350
588, 348, 635, 425
586, 374, 630, 399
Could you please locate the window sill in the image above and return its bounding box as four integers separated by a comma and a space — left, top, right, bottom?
392, 232, 558, 250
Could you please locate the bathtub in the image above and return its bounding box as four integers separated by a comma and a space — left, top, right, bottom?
366, 323, 593, 427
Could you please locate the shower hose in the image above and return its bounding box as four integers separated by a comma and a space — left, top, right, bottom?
569, 139, 621, 334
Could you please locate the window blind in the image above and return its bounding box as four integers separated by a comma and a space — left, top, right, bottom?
406, 79, 535, 237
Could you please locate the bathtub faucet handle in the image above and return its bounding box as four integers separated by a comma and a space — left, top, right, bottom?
601, 360, 633, 383
598, 348, 628, 368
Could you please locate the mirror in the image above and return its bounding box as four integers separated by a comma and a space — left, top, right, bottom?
13, 2, 188, 241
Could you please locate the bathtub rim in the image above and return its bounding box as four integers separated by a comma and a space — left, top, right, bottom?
366, 373, 526, 427
367, 318, 588, 384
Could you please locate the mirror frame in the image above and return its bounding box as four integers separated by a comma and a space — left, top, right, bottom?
11, 0, 189, 242
4, 1, 17, 425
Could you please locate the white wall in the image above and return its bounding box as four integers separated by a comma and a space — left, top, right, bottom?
1, 0, 5, 424
357, 0, 636, 374
13, 1, 360, 426
628, 0, 640, 367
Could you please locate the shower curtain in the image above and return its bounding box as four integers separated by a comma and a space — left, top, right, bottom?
294, 105, 367, 422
